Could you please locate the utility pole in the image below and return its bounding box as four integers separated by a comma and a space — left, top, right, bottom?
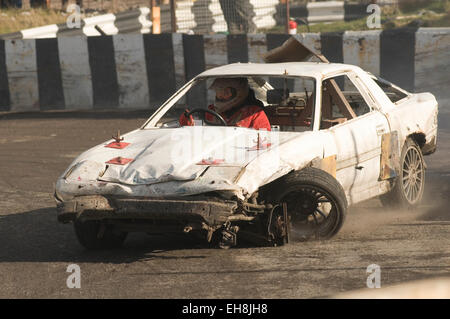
285, 0, 290, 34
170, 0, 177, 33
150, 0, 161, 34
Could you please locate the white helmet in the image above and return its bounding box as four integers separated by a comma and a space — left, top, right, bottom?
210, 77, 249, 113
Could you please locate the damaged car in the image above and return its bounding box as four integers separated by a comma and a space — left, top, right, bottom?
55, 38, 438, 249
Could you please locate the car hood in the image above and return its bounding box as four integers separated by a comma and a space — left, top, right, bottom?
63, 126, 278, 185
59, 126, 326, 199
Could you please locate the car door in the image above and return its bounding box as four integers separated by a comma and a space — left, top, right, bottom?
321, 72, 390, 205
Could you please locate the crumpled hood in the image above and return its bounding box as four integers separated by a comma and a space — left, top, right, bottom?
57, 126, 327, 200
63, 126, 277, 186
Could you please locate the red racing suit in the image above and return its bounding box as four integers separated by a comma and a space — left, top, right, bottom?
179, 104, 271, 131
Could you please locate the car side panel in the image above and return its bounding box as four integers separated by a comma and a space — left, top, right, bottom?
324, 111, 390, 205
384, 93, 438, 154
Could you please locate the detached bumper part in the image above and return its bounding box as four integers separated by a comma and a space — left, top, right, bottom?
56, 195, 239, 227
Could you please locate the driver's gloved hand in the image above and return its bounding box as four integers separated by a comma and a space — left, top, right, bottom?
179, 109, 195, 126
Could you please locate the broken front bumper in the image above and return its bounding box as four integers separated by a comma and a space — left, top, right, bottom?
56, 195, 247, 227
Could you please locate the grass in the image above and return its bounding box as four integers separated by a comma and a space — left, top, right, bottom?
0, 8, 68, 34
399, 0, 449, 13
295, 18, 374, 33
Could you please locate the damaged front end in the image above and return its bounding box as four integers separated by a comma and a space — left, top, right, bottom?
55, 193, 290, 248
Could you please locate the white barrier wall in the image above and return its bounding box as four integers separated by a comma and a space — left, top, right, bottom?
4, 40, 39, 112
415, 28, 450, 104
0, 29, 449, 113
58, 36, 93, 109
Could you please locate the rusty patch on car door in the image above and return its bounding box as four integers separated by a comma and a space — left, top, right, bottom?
312, 155, 337, 178
380, 131, 400, 180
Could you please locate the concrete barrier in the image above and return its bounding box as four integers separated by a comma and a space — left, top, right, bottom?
415, 28, 450, 105
0, 28, 449, 113
307, 1, 345, 24
278, 0, 397, 25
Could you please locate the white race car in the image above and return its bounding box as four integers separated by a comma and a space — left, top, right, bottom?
55, 38, 438, 249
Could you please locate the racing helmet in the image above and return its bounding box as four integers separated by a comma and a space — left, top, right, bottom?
209, 77, 249, 113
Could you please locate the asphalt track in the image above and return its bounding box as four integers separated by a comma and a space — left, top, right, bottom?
0, 109, 449, 298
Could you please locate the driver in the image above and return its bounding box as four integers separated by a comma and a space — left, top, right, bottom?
179, 77, 271, 131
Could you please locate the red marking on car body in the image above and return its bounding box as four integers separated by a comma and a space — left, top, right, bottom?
105, 142, 130, 149
106, 157, 134, 165
197, 158, 225, 165
249, 133, 271, 151
248, 143, 272, 151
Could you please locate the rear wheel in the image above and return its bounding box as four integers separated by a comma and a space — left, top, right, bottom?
74, 219, 128, 250
380, 138, 425, 209
268, 167, 347, 241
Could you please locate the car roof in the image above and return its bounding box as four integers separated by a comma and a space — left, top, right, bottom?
197, 62, 364, 79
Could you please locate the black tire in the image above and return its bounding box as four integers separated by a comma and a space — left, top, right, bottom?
268, 167, 347, 241
74, 219, 127, 250
379, 138, 425, 209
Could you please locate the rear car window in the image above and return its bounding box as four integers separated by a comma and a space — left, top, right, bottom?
374, 79, 408, 103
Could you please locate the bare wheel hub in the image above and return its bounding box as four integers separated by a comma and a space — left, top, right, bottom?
297, 193, 318, 219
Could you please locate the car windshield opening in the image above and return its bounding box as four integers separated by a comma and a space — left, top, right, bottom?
153, 75, 316, 133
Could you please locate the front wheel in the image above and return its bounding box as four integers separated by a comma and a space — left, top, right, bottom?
74, 219, 128, 250
267, 167, 348, 241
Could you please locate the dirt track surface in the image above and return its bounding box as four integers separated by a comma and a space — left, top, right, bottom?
0, 110, 449, 298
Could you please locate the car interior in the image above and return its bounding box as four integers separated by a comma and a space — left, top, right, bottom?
157, 74, 372, 131
253, 75, 371, 131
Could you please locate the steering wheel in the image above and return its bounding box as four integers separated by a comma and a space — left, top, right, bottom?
186, 108, 227, 126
